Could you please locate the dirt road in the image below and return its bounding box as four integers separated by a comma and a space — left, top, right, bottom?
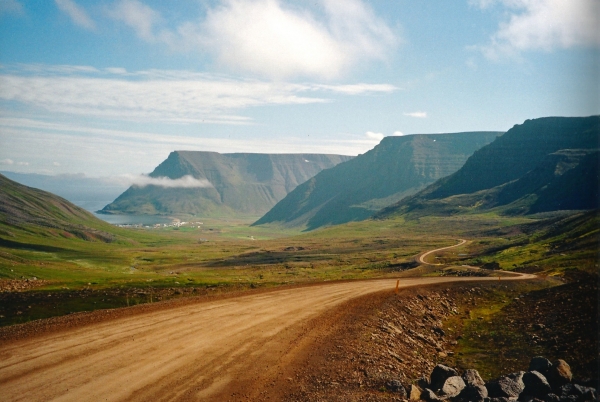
419, 239, 467, 265
0, 275, 534, 401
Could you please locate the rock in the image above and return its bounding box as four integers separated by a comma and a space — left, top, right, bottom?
440, 376, 465, 398
533, 323, 545, 330
487, 397, 512, 402
519, 397, 545, 402
459, 384, 488, 401
522, 371, 552, 398
386, 379, 407, 397
463, 369, 485, 387
408, 384, 422, 401
547, 360, 572, 389
430, 364, 459, 391
486, 372, 525, 398
417, 376, 431, 390
433, 326, 445, 336
559, 384, 574, 397
420, 388, 442, 401
562, 383, 597, 400
544, 393, 560, 402
581, 387, 597, 401
529, 356, 553, 375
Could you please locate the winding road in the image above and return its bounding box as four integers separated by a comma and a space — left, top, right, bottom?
0, 242, 534, 402
419, 239, 468, 265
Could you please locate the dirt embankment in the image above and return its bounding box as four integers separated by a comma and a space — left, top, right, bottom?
272, 276, 597, 401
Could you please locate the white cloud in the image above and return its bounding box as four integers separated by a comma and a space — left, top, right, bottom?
312, 83, 398, 95
105, 67, 128, 75
392, 131, 404, 136
0, 0, 23, 15
16, 161, 29, 166
1, 158, 14, 165
53, 161, 61, 166
99, 1, 398, 80
365, 131, 384, 141
55, 0, 96, 30
0, 64, 397, 124
122, 0, 398, 80
107, 0, 161, 41
116, 174, 213, 188
475, 0, 600, 59
404, 111, 427, 118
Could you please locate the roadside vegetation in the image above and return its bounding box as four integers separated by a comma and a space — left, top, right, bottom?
1, 207, 597, 327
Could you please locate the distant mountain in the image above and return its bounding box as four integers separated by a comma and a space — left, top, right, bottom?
377, 116, 600, 218
253, 132, 501, 230
0, 173, 118, 242
100, 151, 353, 217
0, 171, 127, 212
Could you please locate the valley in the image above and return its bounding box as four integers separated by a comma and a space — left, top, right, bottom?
0, 115, 598, 401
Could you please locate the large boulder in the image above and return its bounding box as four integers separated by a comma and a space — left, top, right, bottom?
385, 379, 407, 397
486, 371, 525, 398
547, 359, 572, 390
430, 364, 459, 391
458, 384, 488, 401
558, 383, 597, 400
522, 371, 552, 398
408, 384, 422, 401
528, 356, 552, 375
420, 388, 442, 401
462, 369, 485, 387
439, 376, 466, 398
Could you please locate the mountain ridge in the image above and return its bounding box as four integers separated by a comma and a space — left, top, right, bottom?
101, 151, 353, 217
376, 116, 600, 218
253, 131, 502, 230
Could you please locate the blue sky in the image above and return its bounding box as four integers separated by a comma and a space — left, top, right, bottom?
0, 0, 598, 178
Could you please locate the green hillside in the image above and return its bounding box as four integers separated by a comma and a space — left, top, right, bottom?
377, 116, 600, 218
101, 151, 353, 217
253, 132, 501, 230
0, 173, 120, 243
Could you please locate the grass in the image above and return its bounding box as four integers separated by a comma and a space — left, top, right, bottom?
442, 280, 560, 379
1, 210, 596, 326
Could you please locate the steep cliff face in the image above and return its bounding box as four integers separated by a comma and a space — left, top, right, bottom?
100, 152, 353, 217
253, 131, 501, 230
377, 116, 600, 218
424, 116, 599, 199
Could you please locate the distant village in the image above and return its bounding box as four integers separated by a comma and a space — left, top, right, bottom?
115, 221, 204, 229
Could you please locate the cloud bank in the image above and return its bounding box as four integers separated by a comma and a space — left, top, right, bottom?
103, 0, 397, 80
116, 174, 214, 189
0, 65, 397, 124
200, 0, 396, 79
473, 0, 600, 58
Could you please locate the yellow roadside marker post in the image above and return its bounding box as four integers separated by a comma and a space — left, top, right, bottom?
395, 279, 399, 294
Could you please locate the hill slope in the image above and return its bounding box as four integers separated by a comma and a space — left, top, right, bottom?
1, 171, 127, 212
100, 152, 353, 217
253, 132, 501, 230
0, 173, 118, 243
377, 116, 600, 218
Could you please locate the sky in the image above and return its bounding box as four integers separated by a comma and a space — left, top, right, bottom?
0, 0, 598, 179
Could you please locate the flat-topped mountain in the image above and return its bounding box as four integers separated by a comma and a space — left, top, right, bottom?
253, 131, 501, 230
377, 116, 600, 218
100, 151, 353, 217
